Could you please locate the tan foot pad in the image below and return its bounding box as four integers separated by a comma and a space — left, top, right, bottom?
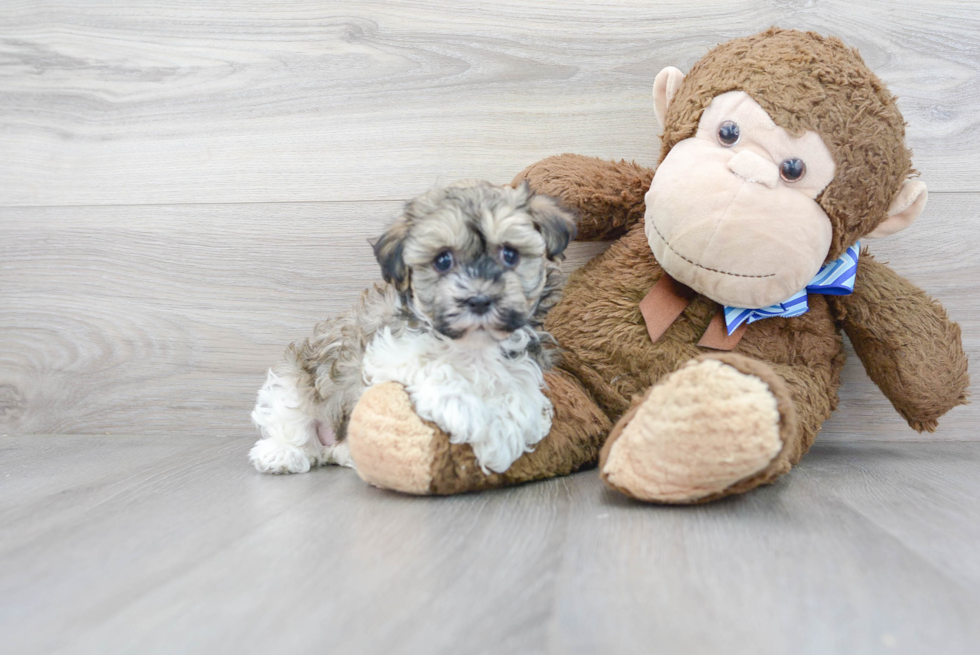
347, 382, 436, 495
602, 359, 782, 503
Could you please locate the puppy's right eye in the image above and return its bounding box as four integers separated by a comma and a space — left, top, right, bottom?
500, 246, 519, 268
433, 251, 454, 272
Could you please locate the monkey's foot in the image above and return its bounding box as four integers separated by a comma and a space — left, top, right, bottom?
347, 382, 444, 495
348, 382, 507, 495
600, 354, 795, 503
348, 374, 609, 495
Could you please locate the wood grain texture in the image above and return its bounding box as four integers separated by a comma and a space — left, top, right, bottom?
1, 0, 979, 206
2, 193, 978, 438
3, 6, 978, 654
1, 436, 978, 654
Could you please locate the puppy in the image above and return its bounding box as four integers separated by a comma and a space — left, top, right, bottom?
248, 180, 576, 475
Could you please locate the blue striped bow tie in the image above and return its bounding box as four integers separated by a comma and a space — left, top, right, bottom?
723, 244, 860, 336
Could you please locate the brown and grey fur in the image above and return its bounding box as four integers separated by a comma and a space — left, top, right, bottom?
346, 29, 968, 499
272, 180, 574, 444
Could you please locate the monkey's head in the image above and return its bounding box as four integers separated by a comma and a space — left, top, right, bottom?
645, 28, 927, 309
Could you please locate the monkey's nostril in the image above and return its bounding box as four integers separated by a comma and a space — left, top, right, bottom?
464, 295, 493, 315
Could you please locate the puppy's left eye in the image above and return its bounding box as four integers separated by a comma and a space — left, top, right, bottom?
500, 246, 520, 268
433, 251, 454, 272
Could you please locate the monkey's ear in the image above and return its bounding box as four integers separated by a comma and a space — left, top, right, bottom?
523, 182, 577, 259
373, 220, 411, 290
653, 66, 686, 128
866, 179, 928, 238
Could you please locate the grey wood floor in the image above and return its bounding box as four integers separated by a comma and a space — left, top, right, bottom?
2, 2, 980, 653
3, 436, 979, 655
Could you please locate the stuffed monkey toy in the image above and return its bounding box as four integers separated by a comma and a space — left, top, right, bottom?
347, 28, 969, 503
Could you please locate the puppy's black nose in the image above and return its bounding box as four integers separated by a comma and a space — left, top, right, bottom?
464, 295, 493, 315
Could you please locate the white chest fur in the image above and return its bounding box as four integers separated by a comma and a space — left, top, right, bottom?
361, 328, 553, 473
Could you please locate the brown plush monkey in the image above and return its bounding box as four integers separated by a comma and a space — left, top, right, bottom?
347, 28, 968, 503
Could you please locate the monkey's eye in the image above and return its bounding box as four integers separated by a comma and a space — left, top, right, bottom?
433, 251, 454, 272
717, 121, 740, 147
500, 246, 520, 268
779, 158, 806, 182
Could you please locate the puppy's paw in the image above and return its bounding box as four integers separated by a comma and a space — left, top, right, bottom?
326, 440, 355, 469
249, 439, 313, 474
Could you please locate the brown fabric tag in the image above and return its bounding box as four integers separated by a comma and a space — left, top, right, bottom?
639, 274, 695, 344
698, 307, 747, 350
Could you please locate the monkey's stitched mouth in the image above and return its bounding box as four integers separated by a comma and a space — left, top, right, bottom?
649, 220, 776, 279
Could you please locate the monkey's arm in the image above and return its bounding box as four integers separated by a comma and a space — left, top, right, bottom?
838, 252, 969, 432
512, 154, 655, 241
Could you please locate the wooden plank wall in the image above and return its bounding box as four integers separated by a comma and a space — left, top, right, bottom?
2, 1, 978, 439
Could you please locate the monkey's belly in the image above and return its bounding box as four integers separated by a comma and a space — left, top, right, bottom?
546, 230, 844, 421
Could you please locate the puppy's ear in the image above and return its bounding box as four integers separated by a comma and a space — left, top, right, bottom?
522, 182, 577, 259
373, 219, 411, 291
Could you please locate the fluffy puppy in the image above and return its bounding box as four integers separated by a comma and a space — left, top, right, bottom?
249, 180, 575, 475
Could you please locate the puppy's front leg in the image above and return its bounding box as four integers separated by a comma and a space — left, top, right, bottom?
249, 370, 327, 474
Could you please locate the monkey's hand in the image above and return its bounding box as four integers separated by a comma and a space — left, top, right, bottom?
512, 154, 655, 241
838, 251, 969, 432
